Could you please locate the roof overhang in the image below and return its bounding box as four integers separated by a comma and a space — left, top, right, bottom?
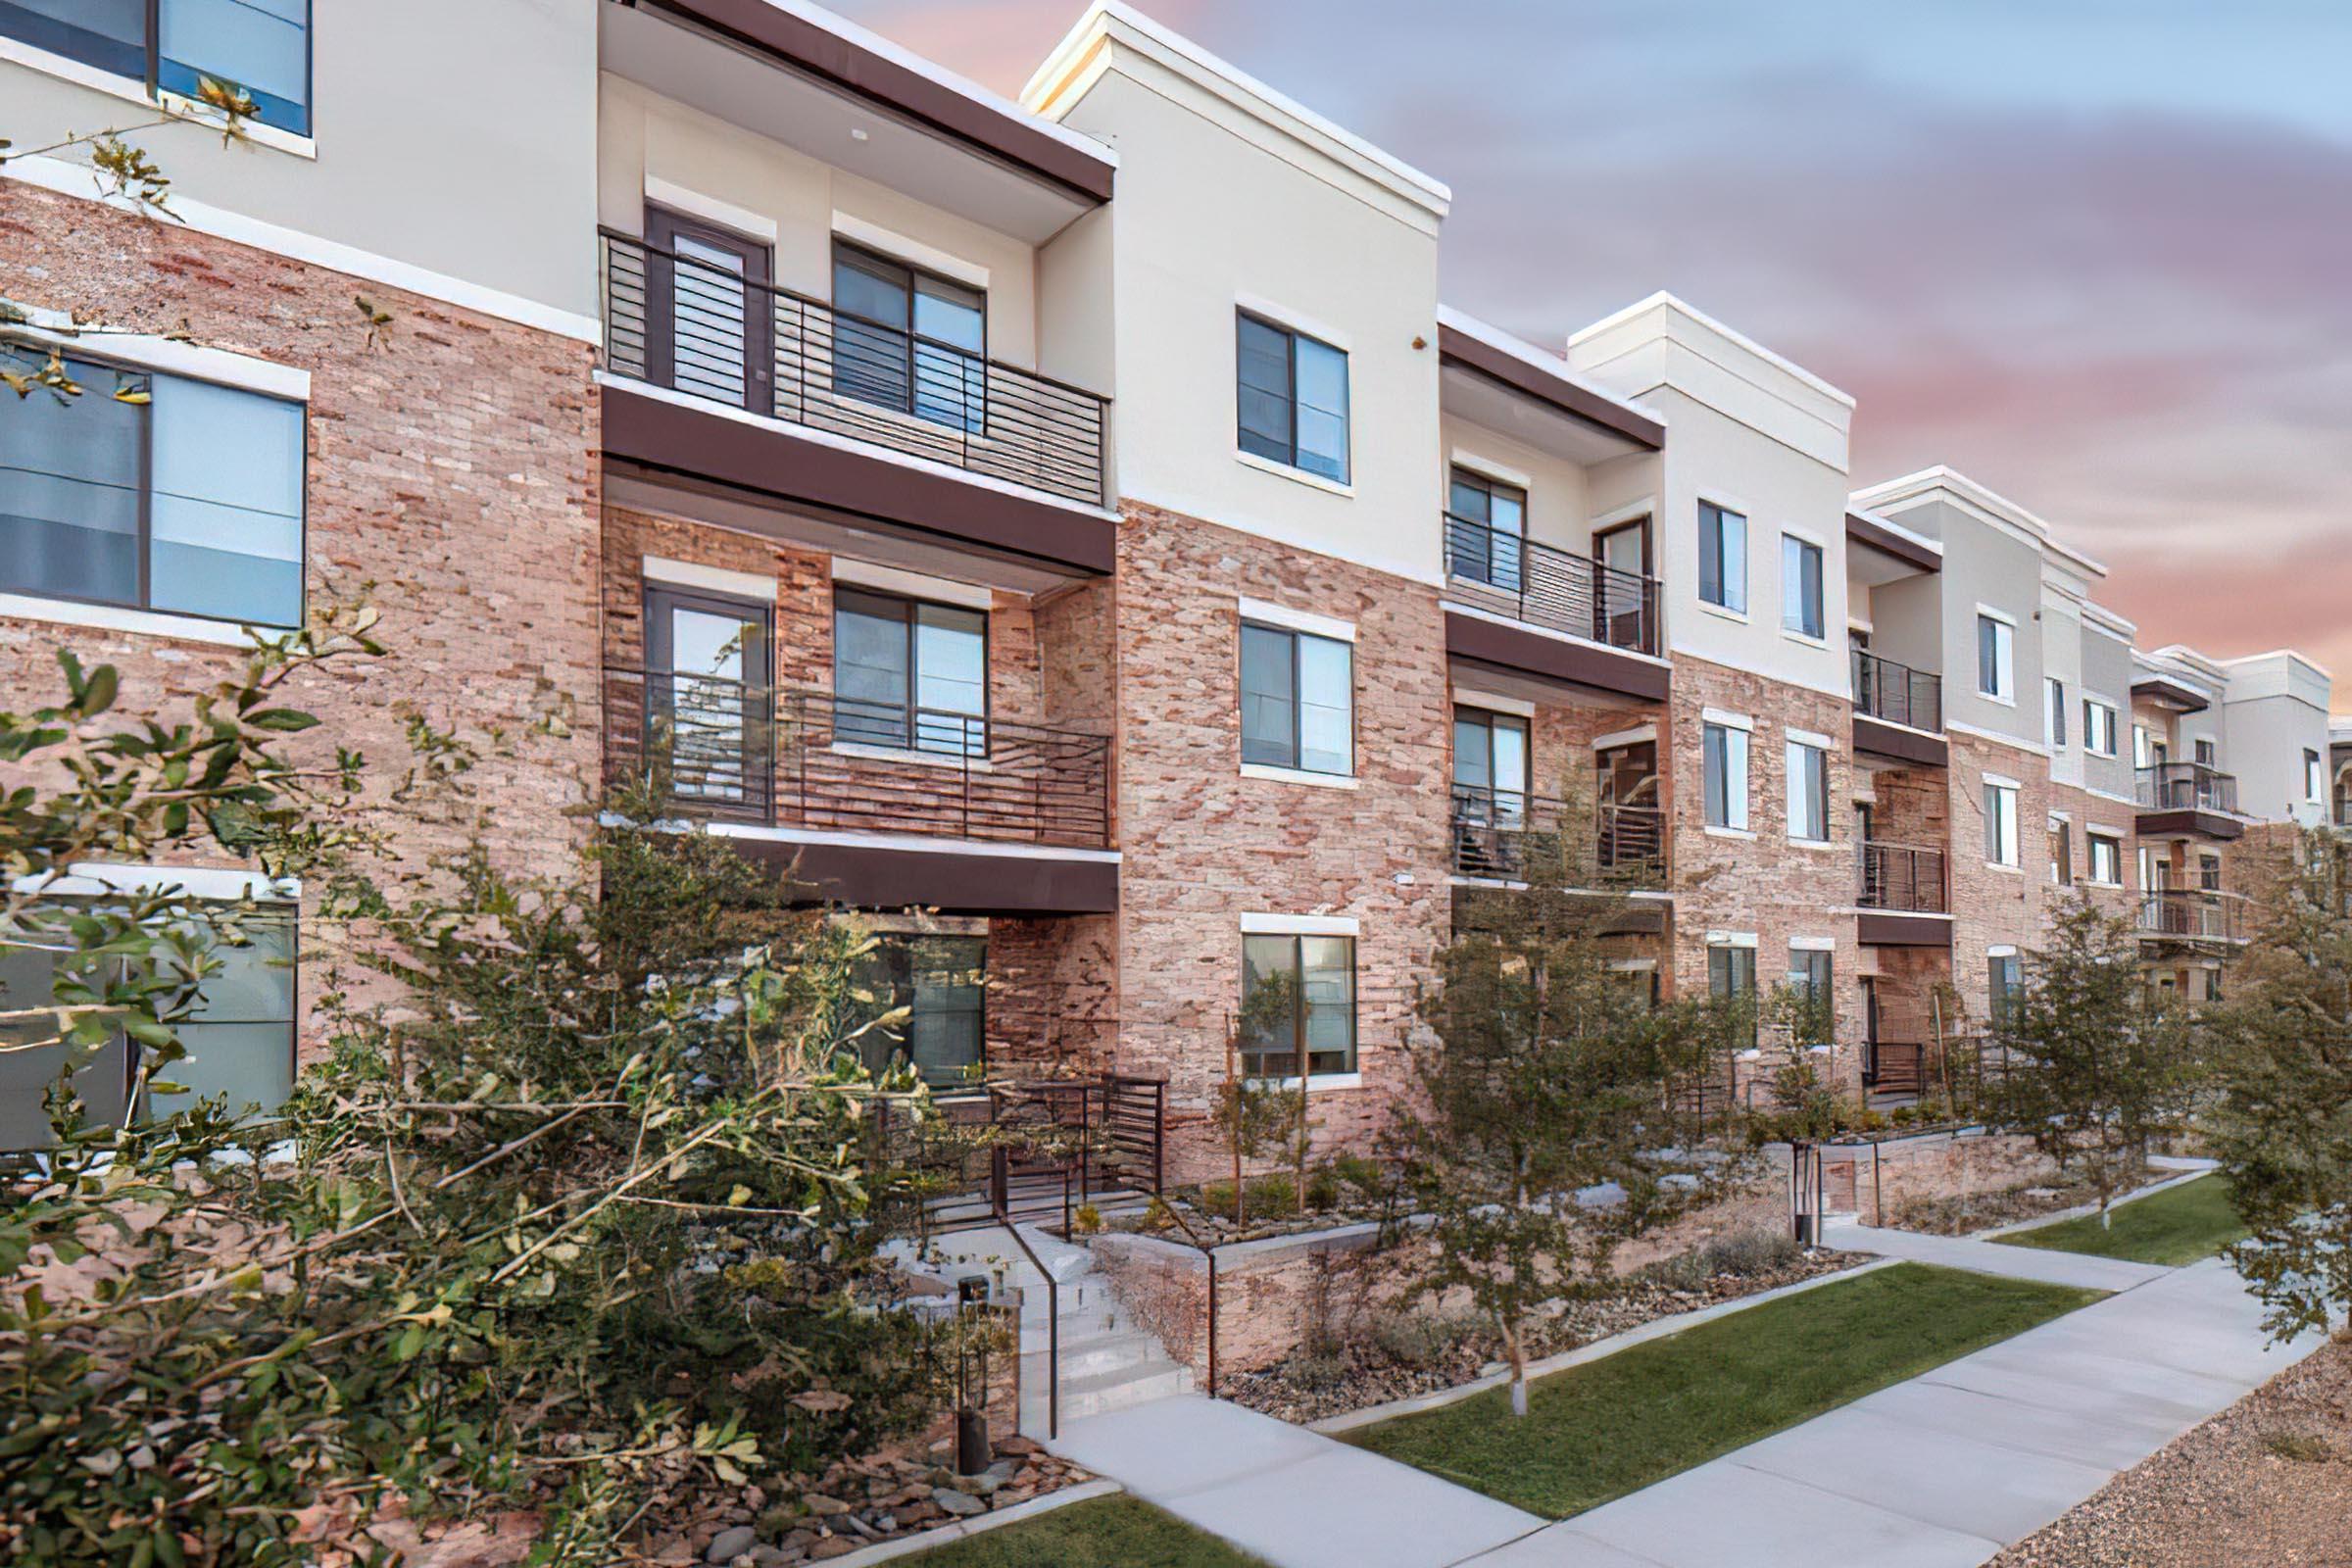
1857, 911, 1953, 948
1853, 715, 1947, 769
1846, 510, 1940, 577
2131, 674, 2211, 714
1437, 315, 1663, 456
2134, 808, 2243, 842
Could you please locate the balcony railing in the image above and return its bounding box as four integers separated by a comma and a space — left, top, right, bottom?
1442, 514, 1661, 657
1858, 841, 1947, 913
2135, 761, 2238, 815
1449, 785, 1666, 888
600, 229, 1107, 507
1851, 650, 1941, 733
2136, 889, 2247, 944
606, 668, 1111, 850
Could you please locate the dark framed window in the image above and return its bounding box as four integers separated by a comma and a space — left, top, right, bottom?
2194, 737, 2216, 767
1786, 739, 1829, 842
831, 241, 987, 433
0, 0, 314, 135
1702, 721, 1749, 830
2049, 817, 2072, 885
1988, 953, 2023, 1028
1240, 621, 1352, 775
645, 585, 773, 809
1451, 708, 1529, 802
1984, 781, 2019, 866
833, 587, 988, 756
848, 933, 986, 1090
1780, 534, 1824, 638
0, 352, 304, 628
1788, 949, 1831, 1045
2088, 833, 2122, 886
2305, 748, 2324, 802
1241, 932, 1355, 1077
645, 206, 774, 415
1446, 466, 1524, 589
1708, 943, 1757, 1047
1237, 312, 1349, 483
2047, 678, 2067, 747
1977, 613, 2014, 701
1697, 501, 1746, 612
2083, 700, 2117, 757
2198, 853, 2223, 893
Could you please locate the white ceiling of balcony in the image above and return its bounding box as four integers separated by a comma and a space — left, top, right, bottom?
1440, 363, 1651, 468
603, 4, 1094, 246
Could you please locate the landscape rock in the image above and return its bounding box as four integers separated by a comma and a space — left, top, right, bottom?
704, 1526, 756, 1564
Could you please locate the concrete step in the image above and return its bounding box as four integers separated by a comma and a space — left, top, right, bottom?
1023, 1322, 1165, 1380
1030, 1356, 1196, 1424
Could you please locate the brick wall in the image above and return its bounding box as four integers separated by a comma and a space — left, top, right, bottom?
1944, 730, 2055, 1024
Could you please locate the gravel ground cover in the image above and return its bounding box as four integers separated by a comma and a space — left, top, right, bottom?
1889, 1164, 2173, 1237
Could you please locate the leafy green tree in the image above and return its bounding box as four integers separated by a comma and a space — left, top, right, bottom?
1990, 893, 2201, 1227
2208, 831, 2352, 1339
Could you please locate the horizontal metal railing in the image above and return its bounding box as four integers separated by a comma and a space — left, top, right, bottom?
2135, 761, 2238, 814
600, 229, 1107, 506
1851, 649, 1942, 733
1858, 841, 1947, 913
1448, 784, 1666, 888
1442, 514, 1661, 657
606, 668, 1110, 850
2136, 888, 2247, 944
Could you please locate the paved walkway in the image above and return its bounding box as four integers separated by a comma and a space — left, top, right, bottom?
1815, 1216, 2172, 1293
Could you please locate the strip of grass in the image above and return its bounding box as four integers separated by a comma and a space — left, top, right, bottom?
905, 1494, 1269, 1567
1344, 1262, 2099, 1519
1994, 1174, 2246, 1265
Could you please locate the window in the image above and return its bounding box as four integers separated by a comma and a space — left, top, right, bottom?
2139, 844, 2164, 892
2088, 833, 2123, 887
1240, 622, 1352, 776
0, 0, 314, 135
1788, 949, 1832, 1046
1451, 708, 1530, 809
1237, 313, 1348, 482
2132, 724, 2154, 769
2194, 738, 2216, 767
1987, 954, 2023, 1029
1241, 934, 1356, 1076
1984, 780, 2019, 866
1780, 534, 1824, 639
833, 588, 987, 755
2083, 700, 2118, 758
647, 586, 772, 808
1708, 943, 1757, 1048
1976, 613, 2014, 702
2046, 679, 2067, 748
2308, 749, 2326, 803
1698, 502, 1747, 613
2199, 853, 2223, 893
1703, 721, 1750, 830
0, 355, 304, 628
832, 242, 987, 433
1446, 467, 1525, 590
2049, 816, 2072, 885
847, 933, 985, 1090
1786, 739, 1829, 843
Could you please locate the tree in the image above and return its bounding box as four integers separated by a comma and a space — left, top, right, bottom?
2208, 830, 2352, 1340
1990, 893, 2200, 1227
1387, 823, 1743, 1417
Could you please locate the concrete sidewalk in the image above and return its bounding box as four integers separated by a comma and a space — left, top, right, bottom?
1452, 1259, 2319, 1567
1817, 1216, 2172, 1293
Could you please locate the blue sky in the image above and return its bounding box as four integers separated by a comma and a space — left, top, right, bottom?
831, 0, 2352, 698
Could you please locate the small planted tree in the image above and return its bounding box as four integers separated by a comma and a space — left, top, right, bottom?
2208, 831, 2352, 1339
1210, 969, 1301, 1227
1991, 893, 2201, 1227
1388, 826, 1741, 1417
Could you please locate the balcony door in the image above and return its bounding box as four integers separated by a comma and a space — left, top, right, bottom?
1452, 708, 1529, 877
1596, 739, 1659, 868
1446, 468, 1524, 592
1592, 516, 1651, 648
644, 585, 772, 813
645, 207, 773, 415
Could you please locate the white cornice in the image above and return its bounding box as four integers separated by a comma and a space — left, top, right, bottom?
1568, 291, 1854, 409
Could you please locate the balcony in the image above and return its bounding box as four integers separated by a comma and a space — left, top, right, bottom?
1448, 785, 1666, 891
606, 669, 1114, 915
2134, 762, 2242, 840
2136, 889, 2247, 947
1856, 841, 1952, 946
1440, 515, 1669, 704
1850, 650, 1946, 767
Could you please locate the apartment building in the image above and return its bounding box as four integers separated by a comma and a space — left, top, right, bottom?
1, 0, 2339, 1164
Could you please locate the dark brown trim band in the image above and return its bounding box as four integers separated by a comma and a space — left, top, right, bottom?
1853, 714, 1948, 768
2130, 674, 2210, 714
1845, 512, 1940, 574
2134, 808, 2243, 842
638, 0, 1115, 205
1437, 324, 1664, 451
1444, 609, 1672, 703
602, 381, 1115, 575
1857, 911, 1954, 948
731, 836, 1119, 915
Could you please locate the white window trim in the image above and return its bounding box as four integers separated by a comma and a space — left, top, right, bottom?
645, 176, 779, 243
1976, 606, 2018, 706
1705, 930, 1760, 949
16, 860, 299, 903
1448, 449, 1532, 490
1240, 762, 1359, 790
1700, 708, 1755, 732
1788, 935, 1837, 952
1453, 688, 1536, 717
1976, 604, 2019, 627
1591, 496, 1659, 532
1703, 824, 1759, 842
1696, 600, 1751, 627
832, 558, 994, 611
0, 594, 264, 648
1234, 291, 1351, 353
647, 556, 777, 602
1785, 726, 1835, 750
6, 306, 311, 401
1779, 521, 1829, 549
1696, 493, 1751, 617
1241, 911, 1360, 937
1983, 771, 2024, 790
1239, 597, 1357, 644
1235, 446, 1356, 498
1987, 944, 2019, 958
1253, 1072, 1363, 1093
1786, 737, 1831, 846
831, 212, 990, 289
0, 35, 316, 160
1592, 724, 1656, 750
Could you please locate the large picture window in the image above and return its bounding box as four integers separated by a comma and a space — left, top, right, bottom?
847, 933, 985, 1090
832, 242, 987, 433
1240, 621, 1352, 776
0, 0, 315, 135
1241, 932, 1356, 1077
0, 354, 305, 628
833, 588, 987, 756
1237, 312, 1349, 483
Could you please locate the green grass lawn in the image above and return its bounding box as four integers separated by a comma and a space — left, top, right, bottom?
1344, 1262, 2099, 1519
1993, 1174, 2246, 1265
905, 1494, 1267, 1567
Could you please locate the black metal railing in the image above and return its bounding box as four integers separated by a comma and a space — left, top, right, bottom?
600, 229, 1107, 507
2135, 761, 2238, 814
1449, 784, 1666, 887
2137, 889, 2247, 944
607, 668, 1111, 850
1851, 649, 1942, 733
1859, 841, 1947, 913
1442, 514, 1661, 657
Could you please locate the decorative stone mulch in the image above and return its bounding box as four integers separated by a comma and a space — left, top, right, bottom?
1990, 1335, 2352, 1568
1102, 1192, 1396, 1248
641, 1436, 1090, 1566
1223, 1249, 1869, 1426
1889, 1167, 2175, 1237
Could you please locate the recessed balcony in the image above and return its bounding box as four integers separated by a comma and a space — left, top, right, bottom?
1447, 784, 1666, 891
1850, 650, 1945, 767
1440, 515, 1668, 704
1856, 840, 1952, 946
2134, 762, 2242, 840
2136, 888, 2247, 947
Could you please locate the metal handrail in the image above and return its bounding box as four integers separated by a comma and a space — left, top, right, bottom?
1447, 783, 1666, 886
600, 228, 1107, 505
989, 1146, 1058, 1441
2136, 887, 2248, 943
1858, 840, 1947, 913
1441, 513, 1661, 656
1851, 649, 1942, 733
2135, 761, 2239, 814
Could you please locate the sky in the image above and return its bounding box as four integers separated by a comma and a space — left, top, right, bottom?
826, 0, 2352, 710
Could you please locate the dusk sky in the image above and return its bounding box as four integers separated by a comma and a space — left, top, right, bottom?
830, 0, 2352, 710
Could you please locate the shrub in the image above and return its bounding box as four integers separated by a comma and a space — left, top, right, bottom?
1370, 1310, 1475, 1368
1289, 1351, 1348, 1392
2263, 1430, 2333, 1464
1071, 1202, 1103, 1235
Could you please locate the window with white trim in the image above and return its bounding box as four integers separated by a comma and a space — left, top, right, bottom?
1241, 621, 1353, 776
2088, 832, 2123, 886
1976, 613, 2014, 702
1703, 721, 1750, 830
2083, 700, 2118, 758
2048, 815, 2072, 885
1698, 502, 1747, 613
2306, 749, 2324, 802
1241, 933, 1356, 1076
0, 0, 315, 136
1786, 738, 1829, 843
1238, 312, 1349, 483
1780, 534, 1823, 639
2046, 678, 2067, 748
1984, 780, 2019, 866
